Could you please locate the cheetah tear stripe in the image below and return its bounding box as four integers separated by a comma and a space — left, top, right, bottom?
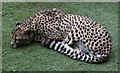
41, 39, 106, 63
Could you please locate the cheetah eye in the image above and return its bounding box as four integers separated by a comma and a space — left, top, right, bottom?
15, 37, 20, 40
15, 37, 20, 43
15, 39, 19, 43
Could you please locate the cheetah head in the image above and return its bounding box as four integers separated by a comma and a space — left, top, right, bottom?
10, 22, 33, 48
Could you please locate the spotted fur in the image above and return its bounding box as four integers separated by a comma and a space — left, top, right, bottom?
11, 8, 112, 63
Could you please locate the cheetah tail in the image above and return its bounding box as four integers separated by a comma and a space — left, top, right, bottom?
41, 39, 106, 64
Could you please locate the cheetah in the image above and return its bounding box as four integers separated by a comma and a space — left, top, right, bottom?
11, 8, 112, 63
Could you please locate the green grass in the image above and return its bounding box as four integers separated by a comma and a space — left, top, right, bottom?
2, 2, 118, 71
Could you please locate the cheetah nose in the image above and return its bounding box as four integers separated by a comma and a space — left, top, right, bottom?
10, 41, 13, 45
11, 42, 14, 46
11, 42, 18, 48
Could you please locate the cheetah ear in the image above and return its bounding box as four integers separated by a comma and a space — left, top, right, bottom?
16, 22, 21, 27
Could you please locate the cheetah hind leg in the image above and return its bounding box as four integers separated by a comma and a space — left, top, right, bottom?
74, 42, 92, 55
74, 42, 103, 58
